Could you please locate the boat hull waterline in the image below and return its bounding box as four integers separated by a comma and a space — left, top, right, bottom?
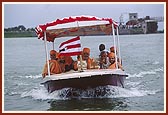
41, 69, 128, 93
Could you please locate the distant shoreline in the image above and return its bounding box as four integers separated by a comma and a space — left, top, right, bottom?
4, 31, 164, 38
4, 31, 36, 38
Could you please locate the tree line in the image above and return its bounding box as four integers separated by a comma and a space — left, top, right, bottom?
4, 25, 35, 32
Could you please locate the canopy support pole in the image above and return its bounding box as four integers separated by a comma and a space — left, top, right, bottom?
44, 31, 50, 77
52, 41, 54, 50
77, 21, 83, 72
112, 23, 118, 69
116, 27, 121, 65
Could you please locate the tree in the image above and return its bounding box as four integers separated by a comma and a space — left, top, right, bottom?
18, 25, 26, 31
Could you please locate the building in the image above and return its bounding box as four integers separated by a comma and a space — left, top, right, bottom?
142, 20, 158, 34
119, 13, 159, 34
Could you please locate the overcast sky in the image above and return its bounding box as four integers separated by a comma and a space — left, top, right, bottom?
3, 2, 165, 29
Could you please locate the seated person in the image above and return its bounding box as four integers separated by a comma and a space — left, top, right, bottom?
74, 48, 98, 70
110, 46, 122, 65
82, 48, 92, 69
42, 50, 62, 78
110, 46, 115, 53
108, 52, 124, 71
58, 55, 77, 72
99, 44, 109, 55
99, 51, 108, 69
82, 47, 98, 69
55, 51, 60, 60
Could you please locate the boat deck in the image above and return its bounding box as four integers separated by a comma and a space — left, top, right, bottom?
43, 69, 128, 81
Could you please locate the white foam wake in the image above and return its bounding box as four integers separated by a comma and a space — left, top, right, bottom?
18, 74, 42, 79
20, 85, 160, 100
127, 67, 163, 78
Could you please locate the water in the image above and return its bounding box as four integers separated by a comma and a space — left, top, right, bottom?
3, 34, 165, 112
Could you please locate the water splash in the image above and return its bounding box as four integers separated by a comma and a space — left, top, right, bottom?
21, 86, 62, 100
20, 85, 159, 100
152, 61, 159, 65
127, 67, 163, 78
17, 74, 42, 79
19, 67, 163, 100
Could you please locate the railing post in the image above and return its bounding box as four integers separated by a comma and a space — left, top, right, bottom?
44, 31, 50, 77
116, 27, 121, 65
112, 23, 118, 69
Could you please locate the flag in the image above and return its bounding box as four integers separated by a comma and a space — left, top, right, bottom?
59, 36, 82, 56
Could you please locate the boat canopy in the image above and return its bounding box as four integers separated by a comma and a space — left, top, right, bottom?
35, 15, 118, 42
35, 16, 121, 76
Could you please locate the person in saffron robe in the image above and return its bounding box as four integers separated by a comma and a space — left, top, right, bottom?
82, 47, 98, 69
110, 46, 115, 53
58, 55, 76, 72
81, 48, 91, 69
42, 50, 62, 78
108, 52, 124, 71
110, 46, 122, 65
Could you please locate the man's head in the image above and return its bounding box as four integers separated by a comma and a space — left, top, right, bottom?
50, 50, 57, 60
100, 51, 107, 63
110, 46, 117, 53
59, 55, 65, 64
100, 51, 107, 59
82, 48, 90, 60
110, 46, 114, 53
108, 52, 115, 64
99, 44, 105, 52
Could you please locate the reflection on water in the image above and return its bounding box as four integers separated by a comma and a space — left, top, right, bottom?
48, 98, 128, 111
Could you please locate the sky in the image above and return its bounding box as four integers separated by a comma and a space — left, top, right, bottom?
3, 2, 165, 30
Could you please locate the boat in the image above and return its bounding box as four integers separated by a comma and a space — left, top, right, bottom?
35, 16, 128, 93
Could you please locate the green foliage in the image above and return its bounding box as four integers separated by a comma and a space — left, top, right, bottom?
4, 25, 37, 38
4, 31, 36, 38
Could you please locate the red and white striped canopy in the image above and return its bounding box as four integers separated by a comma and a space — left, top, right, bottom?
35, 16, 118, 42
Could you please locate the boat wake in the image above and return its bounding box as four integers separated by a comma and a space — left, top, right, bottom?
20, 67, 163, 100
18, 74, 42, 79
126, 67, 163, 78
21, 85, 159, 100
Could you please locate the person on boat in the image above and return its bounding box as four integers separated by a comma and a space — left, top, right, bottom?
81, 47, 92, 69
99, 44, 109, 55
99, 51, 108, 69
108, 52, 124, 71
55, 51, 60, 60
58, 55, 77, 72
42, 50, 62, 78
110, 46, 122, 65
77, 55, 80, 61
81, 47, 98, 69
110, 46, 115, 53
